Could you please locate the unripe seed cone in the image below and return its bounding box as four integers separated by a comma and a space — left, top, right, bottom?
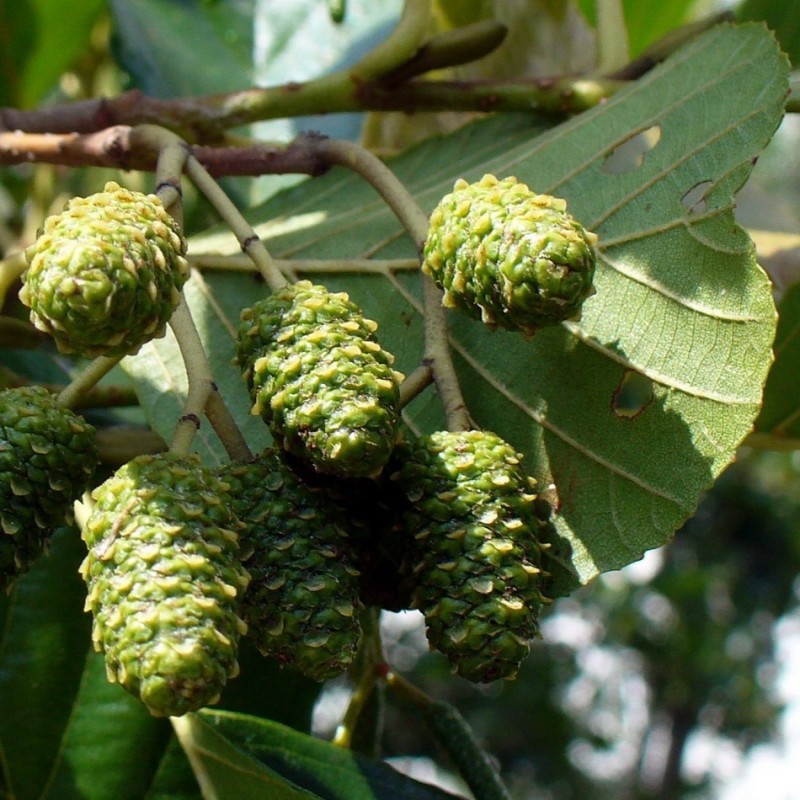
21, 181, 189, 358
236, 281, 403, 478
80, 452, 250, 717
394, 430, 547, 682
218, 450, 362, 681
0, 386, 96, 589
423, 174, 597, 334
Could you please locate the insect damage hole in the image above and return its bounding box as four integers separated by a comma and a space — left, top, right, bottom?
681, 180, 713, 215
612, 371, 654, 419
602, 125, 662, 174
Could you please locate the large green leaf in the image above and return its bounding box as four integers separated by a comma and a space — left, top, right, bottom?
0, 528, 318, 798
174, 710, 463, 800
0, 525, 179, 799
126, 23, 785, 590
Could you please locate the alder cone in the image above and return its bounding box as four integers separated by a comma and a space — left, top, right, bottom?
21, 181, 189, 358
219, 451, 362, 681
423, 174, 597, 335
80, 453, 249, 717
236, 281, 403, 478
0, 386, 96, 588
394, 429, 547, 682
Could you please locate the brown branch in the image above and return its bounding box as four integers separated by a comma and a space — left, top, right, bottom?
0, 75, 623, 144
0, 126, 331, 177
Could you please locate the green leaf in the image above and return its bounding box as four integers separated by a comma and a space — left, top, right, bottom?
0, 525, 317, 798
0, 527, 92, 799
752, 281, 800, 447
0, 526, 186, 800
0, 0, 105, 108
108, 0, 401, 106
172, 715, 322, 800
176, 710, 464, 800
109, 0, 256, 98
0, 0, 36, 107
739, 0, 800, 65
127, 23, 784, 591
574, 0, 701, 56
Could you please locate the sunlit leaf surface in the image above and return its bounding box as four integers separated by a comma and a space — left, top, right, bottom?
126, 24, 786, 591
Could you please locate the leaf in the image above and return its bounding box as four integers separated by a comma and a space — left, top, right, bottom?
0, 527, 318, 798
109, 0, 256, 98
127, 23, 785, 591
172, 715, 322, 800
0, 0, 106, 108
574, 0, 700, 56
110, 0, 403, 98
739, 0, 800, 65
0, 525, 182, 800
752, 281, 800, 447
175, 710, 465, 800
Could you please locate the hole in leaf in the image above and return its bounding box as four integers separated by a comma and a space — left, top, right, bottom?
681, 180, 713, 215
612, 371, 654, 419
601, 125, 662, 174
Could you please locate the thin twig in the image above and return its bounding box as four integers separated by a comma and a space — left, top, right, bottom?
333, 608, 386, 749
184, 155, 287, 291
314, 138, 429, 253
0, 76, 622, 144
398, 363, 433, 408
56, 355, 124, 410
188, 253, 419, 275
422, 276, 470, 432
166, 298, 215, 455
205, 387, 252, 462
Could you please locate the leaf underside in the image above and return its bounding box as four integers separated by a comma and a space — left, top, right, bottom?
126, 23, 787, 591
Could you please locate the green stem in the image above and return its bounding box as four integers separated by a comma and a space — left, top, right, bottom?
312, 138, 468, 428
386, 672, 512, 800
314, 138, 429, 253
167, 298, 252, 459
380, 19, 507, 85
349, 0, 431, 81
154, 140, 190, 220
398, 363, 432, 408
311, 138, 467, 429
596, 0, 630, 74
56, 355, 123, 410
166, 298, 215, 455
205, 387, 252, 461
188, 253, 419, 275
333, 608, 386, 749
50, 382, 138, 409
422, 276, 470, 432
184, 155, 286, 291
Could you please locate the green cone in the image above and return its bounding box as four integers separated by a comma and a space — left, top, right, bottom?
394, 430, 547, 682
0, 386, 96, 589
236, 281, 403, 478
218, 450, 362, 681
80, 452, 250, 717
423, 174, 597, 335
21, 181, 189, 358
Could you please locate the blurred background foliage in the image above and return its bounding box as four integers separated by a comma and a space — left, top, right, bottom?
3, 1, 800, 798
